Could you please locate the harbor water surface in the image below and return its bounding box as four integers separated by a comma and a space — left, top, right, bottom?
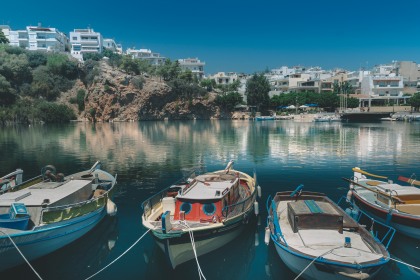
1, 120, 419, 279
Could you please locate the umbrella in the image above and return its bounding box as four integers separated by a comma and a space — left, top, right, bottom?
299, 105, 309, 108
286, 105, 296, 109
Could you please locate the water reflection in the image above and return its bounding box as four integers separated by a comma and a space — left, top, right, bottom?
1, 121, 420, 279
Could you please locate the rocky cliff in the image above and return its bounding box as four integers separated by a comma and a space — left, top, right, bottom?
60, 61, 223, 122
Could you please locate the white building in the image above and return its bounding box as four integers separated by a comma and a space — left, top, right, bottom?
126, 48, 165, 66
178, 58, 205, 79
360, 75, 407, 106
70, 28, 103, 61
103, 38, 123, 54
208, 72, 238, 85
4, 24, 68, 52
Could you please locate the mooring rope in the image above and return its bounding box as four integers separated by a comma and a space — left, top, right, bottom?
293, 246, 344, 280
293, 245, 420, 280
0, 230, 43, 280
85, 229, 151, 280
180, 221, 206, 280
389, 257, 420, 270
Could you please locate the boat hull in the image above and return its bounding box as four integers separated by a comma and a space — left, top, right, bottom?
273, 240, 382, 280
352, 192, 420, 239
153, 218, 247, 268
0, 207, 106, 272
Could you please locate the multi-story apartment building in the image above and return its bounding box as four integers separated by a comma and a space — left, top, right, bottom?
393, 61, 420, 94
103, 38, 123, 54
0, 25, 11, 41
360, 75, 407, 106
208, 72, 238, 85
178, 58, 205, 79
70, 28, 103, 61
126, 48, 165, 66
3, 24, 68, 52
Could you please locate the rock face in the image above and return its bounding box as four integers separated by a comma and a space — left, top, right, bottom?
62, 61, 222, 122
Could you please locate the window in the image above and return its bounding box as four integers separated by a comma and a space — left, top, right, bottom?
180, 202, 192, 214
202, 203, 216, 216
72, 37, 77, 41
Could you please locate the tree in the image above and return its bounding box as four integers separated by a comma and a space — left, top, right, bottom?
245, 73, 270, 111
215, 92, 243, 112
0, 30, 9, 44
409, 92, 420, 111
0, 74, 16, 105
120, 55, 139, 75
317, 92, 339, 111
200, 78, 215, 92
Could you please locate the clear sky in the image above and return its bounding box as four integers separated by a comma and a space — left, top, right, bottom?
2, 0, 420, 74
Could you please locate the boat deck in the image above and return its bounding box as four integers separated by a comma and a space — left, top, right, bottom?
0, 179, 92, 207
276, 201, 384, 263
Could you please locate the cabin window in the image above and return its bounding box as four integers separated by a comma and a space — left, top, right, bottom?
180, 202, 192, 214
202, 203, 216, 216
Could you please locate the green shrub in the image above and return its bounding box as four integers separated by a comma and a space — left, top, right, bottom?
131, 76, 145, 90
76, 89, 85, 111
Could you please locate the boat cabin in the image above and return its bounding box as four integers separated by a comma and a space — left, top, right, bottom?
169, 173, 242, 222
287, 199, 344, 233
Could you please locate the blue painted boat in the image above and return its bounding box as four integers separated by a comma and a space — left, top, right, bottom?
0, 161, 117, 272
256, 116, 275, 121
266, 186, 393, 280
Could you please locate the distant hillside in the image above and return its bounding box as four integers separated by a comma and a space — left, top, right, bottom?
0, 45, 227, 124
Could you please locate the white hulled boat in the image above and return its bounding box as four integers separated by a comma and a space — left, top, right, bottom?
141, 160, 260, 268
267, 186, 392, 280
0, 161, 117, 271
345, 167, 420, 239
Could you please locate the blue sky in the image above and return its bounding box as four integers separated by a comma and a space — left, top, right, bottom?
2, 0, 420, 74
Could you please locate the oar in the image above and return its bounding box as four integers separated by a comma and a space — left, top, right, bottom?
398, 176, 420, 187
352, 168, 388, 179
342, 177, 405, 204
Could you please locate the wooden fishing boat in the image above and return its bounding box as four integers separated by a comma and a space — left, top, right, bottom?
345, 167, 420, 239
0, 161, 117, 272
266, 185, 392, 280
141, 160, 260, 268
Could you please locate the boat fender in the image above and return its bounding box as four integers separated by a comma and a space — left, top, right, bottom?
345, 208, 352, 217
107, 199, 117, 216
386, 209, 393, 224
346, 186, 353, 202
351, 208, 359, 220
257, 185, 262, 198
254, 201, 259, 216
264, 227, 270, 245
255, 232, 259, 247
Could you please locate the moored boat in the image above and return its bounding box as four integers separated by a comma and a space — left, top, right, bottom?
141, 160, 260, 268
0, 161, 117, 272
256, 116, 275, 121
267, 186, 392, 280
344, 167, 420, 239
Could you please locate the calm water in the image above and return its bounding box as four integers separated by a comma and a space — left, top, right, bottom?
1, 120, 419, 280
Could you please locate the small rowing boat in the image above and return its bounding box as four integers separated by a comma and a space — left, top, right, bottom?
0, 161, 117, 271
344, 167, 420, 239
267, 185, 392, 279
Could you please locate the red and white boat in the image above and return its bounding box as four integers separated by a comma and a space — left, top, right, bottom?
345, 167, 420, 239
141, 161, 260, 268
